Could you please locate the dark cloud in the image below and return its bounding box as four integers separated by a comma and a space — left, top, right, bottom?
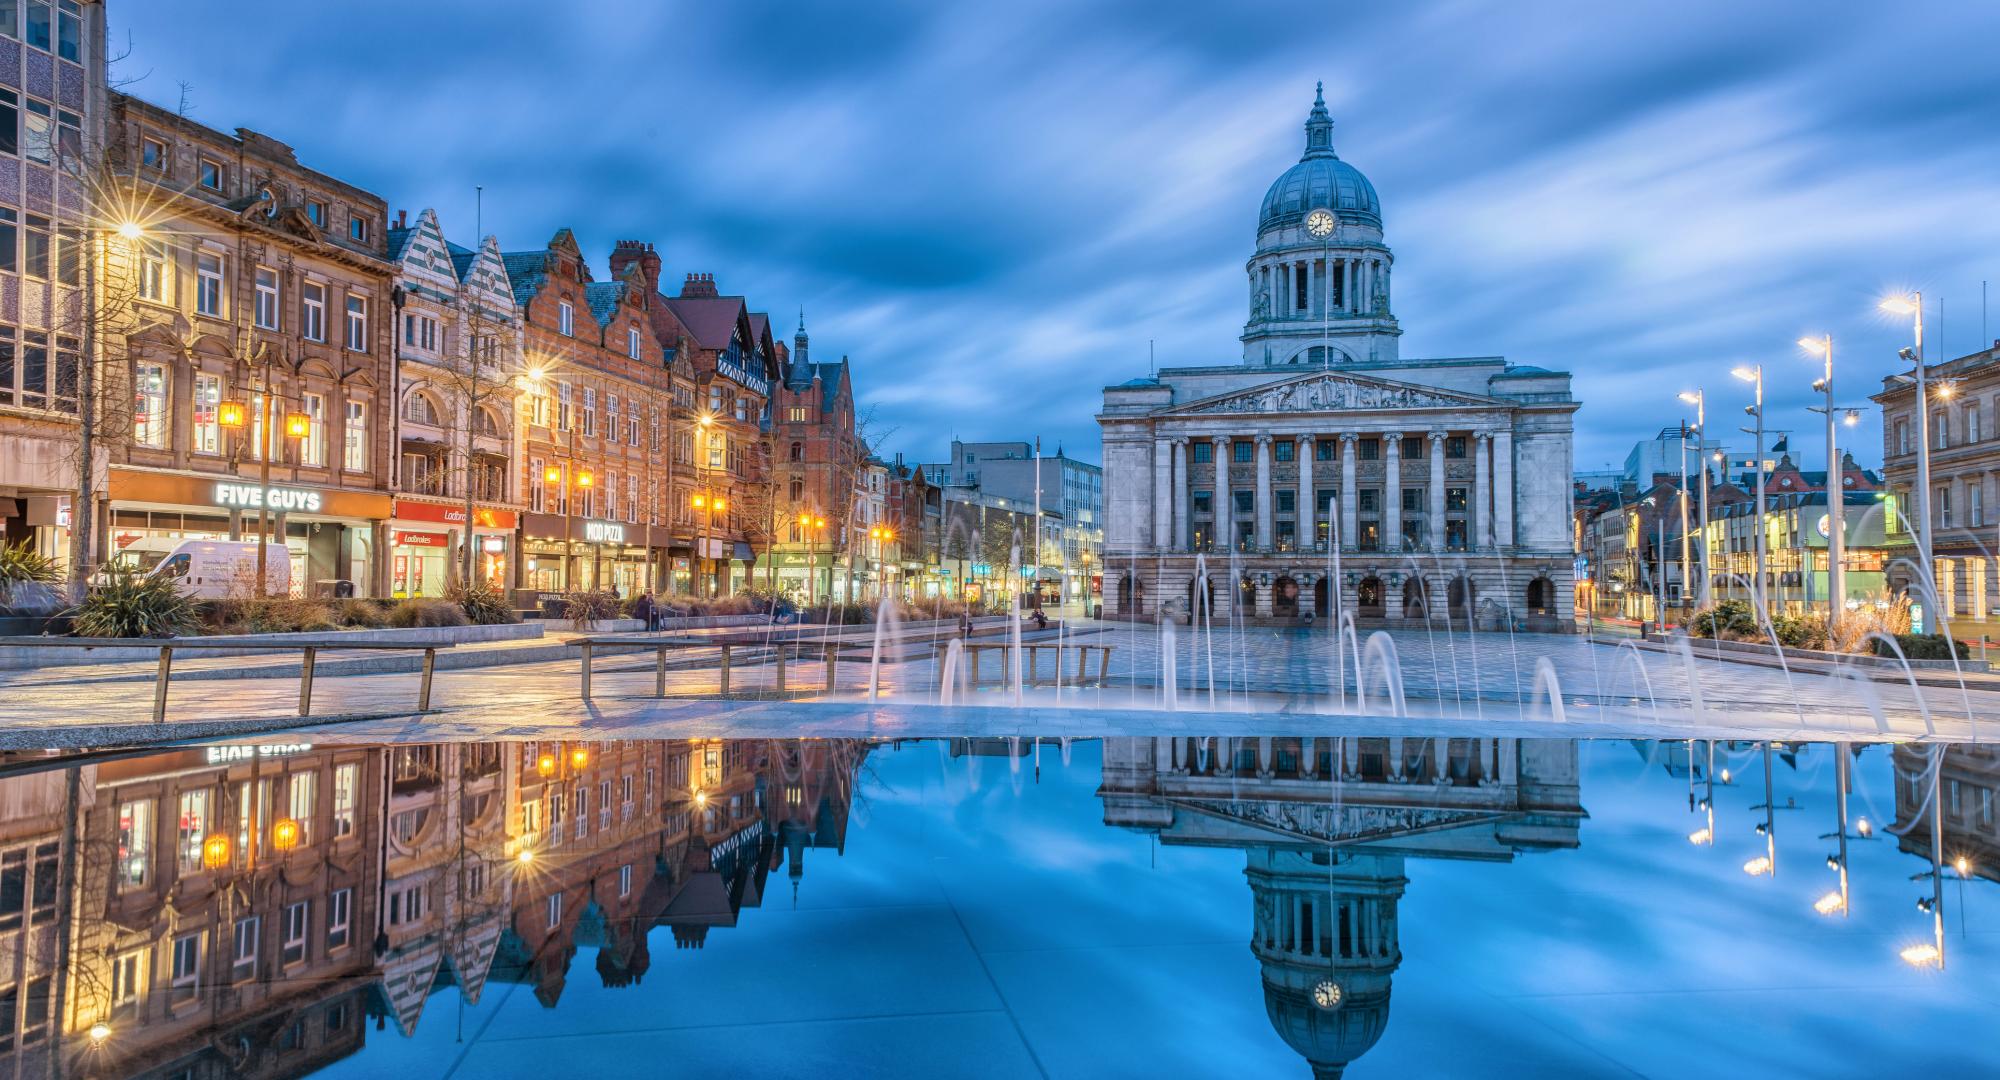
110, 1, 2000, 469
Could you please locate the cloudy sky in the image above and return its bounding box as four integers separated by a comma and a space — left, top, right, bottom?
111, 2, 2000, 472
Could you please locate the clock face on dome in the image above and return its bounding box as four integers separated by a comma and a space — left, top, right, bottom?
1312, 978, 1344, 1010
1305, 208, 1337, 239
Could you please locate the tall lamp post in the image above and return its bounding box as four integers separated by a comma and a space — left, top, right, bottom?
1679, 389, 1711, 608
217, 361, 310, 598
1733, 364, 1767, 620
542, 461, 591, 591
1880, 294, 1934, 595
798, 512, 827, 605
693, 412, 721, 597
1798, 334, 1861, 635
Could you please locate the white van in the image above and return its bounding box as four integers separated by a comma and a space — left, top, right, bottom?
106, 539, 291, 599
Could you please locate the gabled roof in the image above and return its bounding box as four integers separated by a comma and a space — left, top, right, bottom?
446, 241, 479, 283
386, 225, 418, 263
501, 251, 551, 309
662, 294, 747, 351
584, 281, 626, 327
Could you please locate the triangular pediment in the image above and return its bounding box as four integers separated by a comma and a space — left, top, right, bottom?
1172, 797, 1507, 847
1166, 371, 1507, 416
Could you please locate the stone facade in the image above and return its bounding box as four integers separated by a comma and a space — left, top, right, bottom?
1873, 340, 2000, 629
1099, 89, 1579, 630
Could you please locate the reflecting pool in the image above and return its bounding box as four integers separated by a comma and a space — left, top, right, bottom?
1, 736, 1993, 1078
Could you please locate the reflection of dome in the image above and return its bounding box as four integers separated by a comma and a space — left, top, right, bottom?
1258, 84, 1381, 234
1264, 978, 1390, 1080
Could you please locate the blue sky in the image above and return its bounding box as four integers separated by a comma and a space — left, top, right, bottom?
111, 2, 2000, 472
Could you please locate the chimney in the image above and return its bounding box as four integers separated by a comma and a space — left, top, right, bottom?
395, 209, 407, 229
680, 272, 718, 298
609, 240, 661, 294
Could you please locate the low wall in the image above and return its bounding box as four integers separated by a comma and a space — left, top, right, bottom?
1643, 631, 1991, 673
0, 621, 544, 668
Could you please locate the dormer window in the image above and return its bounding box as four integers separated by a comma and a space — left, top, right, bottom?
257, 185, 278, 217
141, 136, 165, 171
558, 302, 574, 337
198, 157, 222, 190
348, 215, 370, 243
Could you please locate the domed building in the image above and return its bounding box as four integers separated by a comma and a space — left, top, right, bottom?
1100, 86, 1579, 629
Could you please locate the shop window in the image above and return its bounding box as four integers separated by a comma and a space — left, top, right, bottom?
133, 362, 168, 448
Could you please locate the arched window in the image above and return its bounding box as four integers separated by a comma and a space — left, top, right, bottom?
474, 406, 502, 437
403, 392, 442, 427
788, 478, 803, 501
789, 441, 803, 462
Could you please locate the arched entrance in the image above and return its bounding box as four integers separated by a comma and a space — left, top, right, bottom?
1237, 575, 1258, 616
1526, 576, 1553, 616
1402, 577, 1429, 620
1272, 576, 1300, 618
1448, 575, 1474, 623
1357, 576, 1384, 619
1314, 577, 1333, 621
1188, 575, 1215, 621
1117, 574, 1143, 615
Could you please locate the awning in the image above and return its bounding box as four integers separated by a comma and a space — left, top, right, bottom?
732, 541, 755, 562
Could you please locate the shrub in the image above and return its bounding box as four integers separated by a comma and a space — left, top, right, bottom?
71, 570, 199, 638
336, 598, 392, 628
1831, 594, 1914, 655
0, 541, 62, 610
564, 590, 621, 628
1770, 613, 1828, 651
1689, 599, 1758, 639
1873, 632, 1968, 662
446, 581, 517, 625
203, 596, 339, 634
388, 598, 469, 628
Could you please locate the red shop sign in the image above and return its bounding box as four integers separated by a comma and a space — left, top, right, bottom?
393, 499, 518, 530
393, 530, 448, 548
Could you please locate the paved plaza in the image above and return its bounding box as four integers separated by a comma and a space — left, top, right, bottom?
2, 623, 1994, 748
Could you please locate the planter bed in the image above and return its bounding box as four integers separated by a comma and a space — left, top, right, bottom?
1642, 631, 1990, 673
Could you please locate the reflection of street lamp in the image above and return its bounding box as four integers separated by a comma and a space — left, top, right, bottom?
202, 834, 231, 871
272, 817, 301, 852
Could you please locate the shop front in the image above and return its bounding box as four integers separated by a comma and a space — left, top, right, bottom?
106, 467, 391, 597
517, 513, 668, 605
388, 498, 519, 598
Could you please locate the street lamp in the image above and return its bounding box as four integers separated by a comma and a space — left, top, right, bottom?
1881, 294, 1934, 579
799, 512, 828, 605
1678, 390, 1711, 608
1732, 364, 1767, 620
1798, 334, 1847, 634
695, 412, 718, 597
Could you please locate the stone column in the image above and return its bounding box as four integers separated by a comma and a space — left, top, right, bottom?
1494, 429, 1515, 550
1428, 431, 1446, 552
1171, 438, 1189, 551
1298, 436, 1315, 551
1213, 436, 1232, 553
1473, 433, 1492, 550
1340, 434, 1358, 550
1254, 435, 1274, 551
1152, 436, 1172, 550
1383, 431, 1404, 553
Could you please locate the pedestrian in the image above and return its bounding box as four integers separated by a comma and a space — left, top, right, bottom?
958, 609, 972, 638
634, 591, 658, 632
1032, 608, 1048, 631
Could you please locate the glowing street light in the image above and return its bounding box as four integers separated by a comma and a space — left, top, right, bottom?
1687, 827, 1712, 845
271, 818, 301, 852
202, 834, 232, 871
536, 752, 557, 777
217, 400, 248, 429
88, 1021, 111, 1043
1900, 942, 1942, 968
516, 848, 535, 865
1743, 856, 1773, 876
1813, 891, 1846, 915
284, 411, 311, 440
569, 746, 590, 769
115, 220, 144, 241
1881, 292, 1934, 575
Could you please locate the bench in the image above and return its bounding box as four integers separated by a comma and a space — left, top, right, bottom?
0, 636, 455, 722
939, 641, 1114, 689
566, 624, 1014, 700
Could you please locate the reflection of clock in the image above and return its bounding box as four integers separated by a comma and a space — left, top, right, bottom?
1312, 978, 1343, 1009
1305, 208, 1337, 239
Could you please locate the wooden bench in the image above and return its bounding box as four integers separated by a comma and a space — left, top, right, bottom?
939, 641, 1114, 689
0, 636, 455, 722
567, 624, 1013, 700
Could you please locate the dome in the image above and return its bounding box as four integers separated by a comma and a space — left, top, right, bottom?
1263, 979, 1391, 1079
1259, 85, 1381, 233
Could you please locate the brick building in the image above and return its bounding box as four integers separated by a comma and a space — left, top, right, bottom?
98, 91, 399, 597
506, 230, 677, 601
757, 314, 874, 601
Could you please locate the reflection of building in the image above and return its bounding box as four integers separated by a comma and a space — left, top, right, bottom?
1893, 744, 1998, 883
61, 743, 386, 1078
1100, 88, 1578, 630
1100, 737, 1583, 1078
0, 737, 875, 1075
